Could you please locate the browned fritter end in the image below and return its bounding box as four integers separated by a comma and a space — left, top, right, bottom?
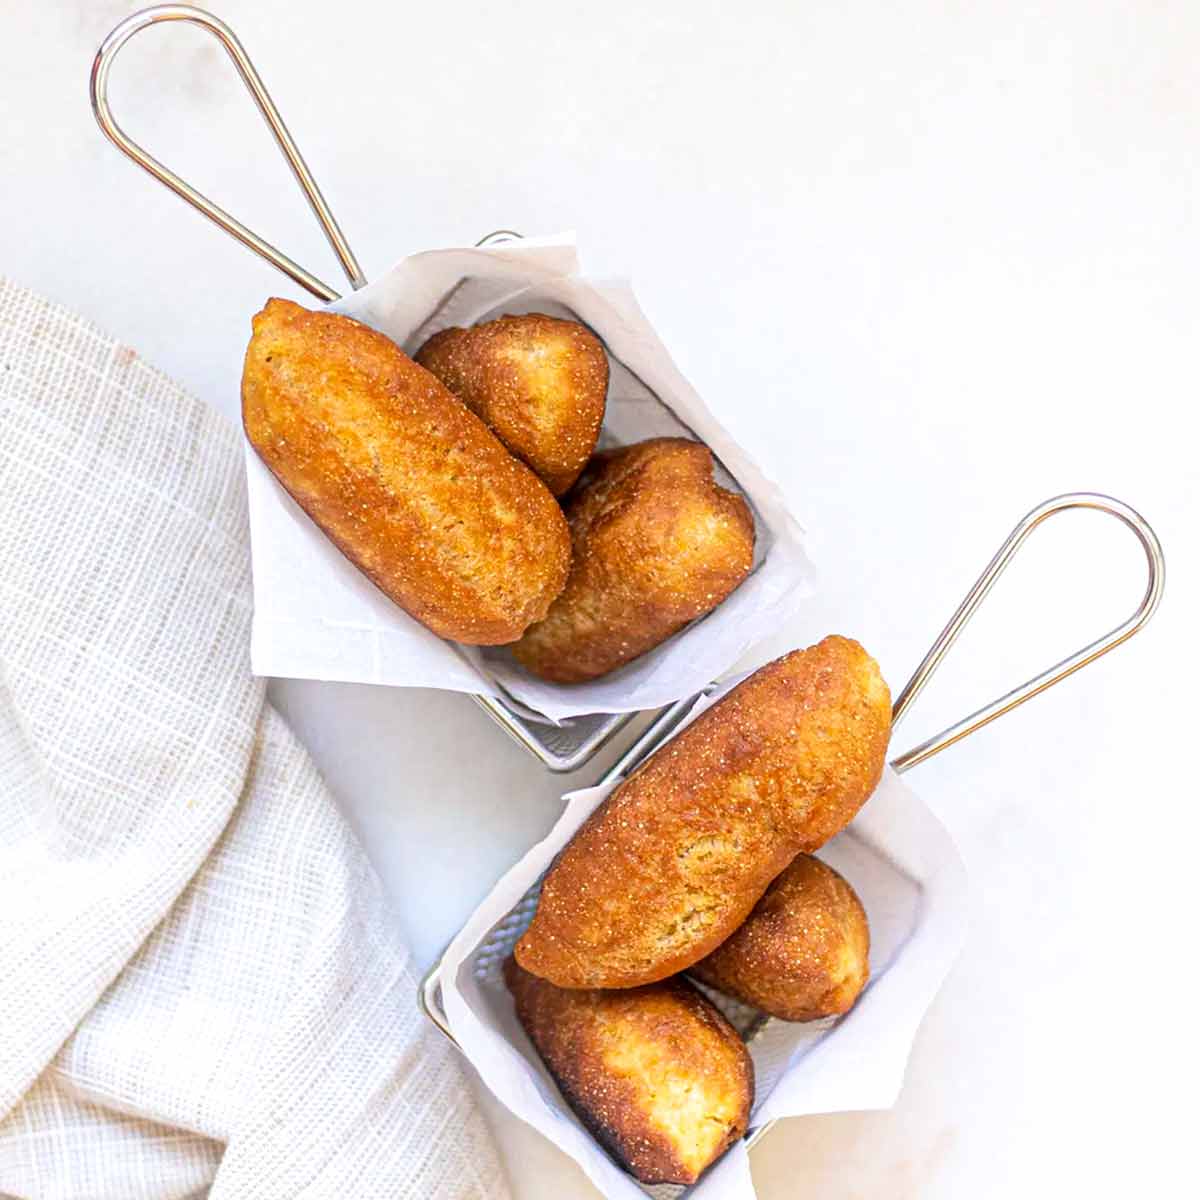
515, 635, 891, 989
690, 854, 870, 1021
241, 299, 570, 644
505, 959, 752, 1185
511, 437, 756, 683
415, 313, 608, 495
782, 635, 892, 851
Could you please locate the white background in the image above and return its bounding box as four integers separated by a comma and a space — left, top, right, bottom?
3, 2, 1196, 1196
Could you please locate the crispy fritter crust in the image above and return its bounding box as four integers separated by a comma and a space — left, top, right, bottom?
504, 959, 752, 1185
241, 299, 570, 645
690, 854, 870, 1021
415, 313, 607, 495
515, 636, 891, 988
511, 438, 755, 683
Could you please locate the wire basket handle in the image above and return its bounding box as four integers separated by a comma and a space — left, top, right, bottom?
90, 4, 363, 301
889, 492, 1164, 772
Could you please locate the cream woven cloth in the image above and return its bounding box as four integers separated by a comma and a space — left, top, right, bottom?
0, 278, 510, 1200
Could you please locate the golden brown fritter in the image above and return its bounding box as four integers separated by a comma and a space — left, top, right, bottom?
511, 438, 755, 683
504, 959, 752, 1186
691, 855, 870, 1021
415, 313, 607, 495
514, 636, 891, 989
242, 299, 570, 645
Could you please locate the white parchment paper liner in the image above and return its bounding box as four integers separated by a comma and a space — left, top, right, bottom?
439, 684, 968, 1200
245, 235, 815, 721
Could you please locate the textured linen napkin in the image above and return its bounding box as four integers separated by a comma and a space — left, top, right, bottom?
0, 278, 509, 1200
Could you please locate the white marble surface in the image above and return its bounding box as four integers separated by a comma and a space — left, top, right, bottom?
3, 2, 1197, 1196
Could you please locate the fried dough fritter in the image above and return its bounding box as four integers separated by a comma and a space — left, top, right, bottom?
691, 854, 870, 1021
415, 313, 607, 495
511, 438, 755, 683
241, 299, 570, 645
504, 959, 752, 1186
514, 636, 891, 989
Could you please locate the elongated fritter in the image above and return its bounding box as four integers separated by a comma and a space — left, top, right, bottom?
512, 438, 755, 683
415, 313, 607, 495
691, 854, 870, 1021
242, 299, 570, 644
515, 636, 891, 988
505, 959, 752, 1186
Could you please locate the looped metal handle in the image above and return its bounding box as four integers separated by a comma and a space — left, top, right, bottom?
90, 4, 363, 301
889, 492, 1164, 772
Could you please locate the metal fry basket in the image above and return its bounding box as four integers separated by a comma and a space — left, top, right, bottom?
419, 492, 1164, 1180
91, 3, 644, 771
